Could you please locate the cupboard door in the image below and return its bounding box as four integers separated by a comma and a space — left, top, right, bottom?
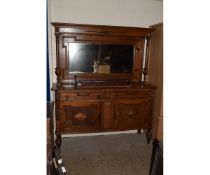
58, 101, 101, 132
114, 98, 153, 130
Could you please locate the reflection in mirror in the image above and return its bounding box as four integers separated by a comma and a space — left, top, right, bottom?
69, 43, 134, 73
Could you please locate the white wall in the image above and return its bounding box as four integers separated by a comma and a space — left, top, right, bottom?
48, 0, 163, 96
50, 0, 163, 27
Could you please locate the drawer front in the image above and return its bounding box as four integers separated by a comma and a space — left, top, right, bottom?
58, 101, 101, 132
60, 91, 105, 101
110, 90, 153, 99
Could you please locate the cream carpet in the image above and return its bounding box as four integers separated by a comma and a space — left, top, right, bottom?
61, 133, 152, 175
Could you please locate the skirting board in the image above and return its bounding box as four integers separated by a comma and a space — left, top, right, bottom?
62, 130, 138, 138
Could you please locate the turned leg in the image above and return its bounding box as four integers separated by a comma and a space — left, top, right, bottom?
137, 129, 141, 134
55, 134, 62, 148
145, 128, 152, 144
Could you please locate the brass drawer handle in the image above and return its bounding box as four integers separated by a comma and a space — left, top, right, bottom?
65, 96, 69, 100
96, 95, 102, 99
126, 92, 136, 95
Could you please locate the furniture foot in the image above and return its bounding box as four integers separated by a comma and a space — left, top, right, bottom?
55, 134, 62, 148
146, 128, 152, 144
137, 129, 141, 134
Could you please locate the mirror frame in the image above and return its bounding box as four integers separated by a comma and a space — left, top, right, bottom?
52, 23, 154, 84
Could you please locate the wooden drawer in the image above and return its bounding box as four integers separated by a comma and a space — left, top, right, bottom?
60, 91, 105, 101
110, 90, 153, 99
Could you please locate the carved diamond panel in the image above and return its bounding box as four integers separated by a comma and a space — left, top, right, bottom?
73, 112, 88, 121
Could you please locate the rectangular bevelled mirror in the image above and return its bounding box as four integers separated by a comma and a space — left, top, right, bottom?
68, 43, 134, 74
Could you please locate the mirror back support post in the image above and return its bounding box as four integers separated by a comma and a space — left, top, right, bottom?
143, 36, 152, 84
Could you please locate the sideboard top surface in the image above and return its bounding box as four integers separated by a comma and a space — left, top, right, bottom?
52, 82, 156, 91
